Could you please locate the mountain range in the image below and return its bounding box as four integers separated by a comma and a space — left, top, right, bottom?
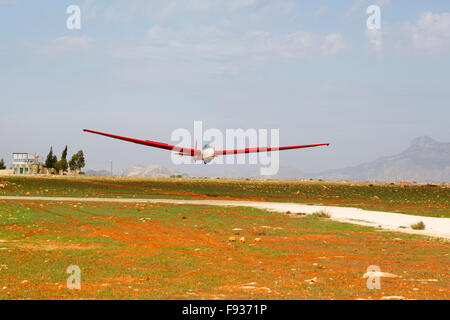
121, 165, 186, 178
313, 136, 449, 182
86, 136, 449, 183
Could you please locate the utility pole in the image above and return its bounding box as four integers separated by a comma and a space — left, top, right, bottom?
110, 160, 113, 177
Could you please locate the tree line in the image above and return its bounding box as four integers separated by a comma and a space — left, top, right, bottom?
45, 146, 85, 173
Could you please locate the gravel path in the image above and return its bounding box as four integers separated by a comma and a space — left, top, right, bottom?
1, 196, 449, 239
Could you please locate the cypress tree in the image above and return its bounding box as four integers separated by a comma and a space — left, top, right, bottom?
45, 147, 57, 168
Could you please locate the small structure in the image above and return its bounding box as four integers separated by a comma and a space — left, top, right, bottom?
12, 153, 45, 175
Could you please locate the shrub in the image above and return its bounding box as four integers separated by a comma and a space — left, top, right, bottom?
411, 221, 426, 230
312, 210, 331, 218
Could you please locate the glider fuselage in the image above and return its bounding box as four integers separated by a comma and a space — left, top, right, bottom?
194, 146, 215, 164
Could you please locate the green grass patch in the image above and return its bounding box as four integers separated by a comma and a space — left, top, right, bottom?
1, 176, 448, 217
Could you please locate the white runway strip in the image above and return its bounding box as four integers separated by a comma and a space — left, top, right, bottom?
1, 196, 449, 240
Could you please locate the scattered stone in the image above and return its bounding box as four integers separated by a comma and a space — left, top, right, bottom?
419, 279, 438, 282
381, 296, 405, 300
240, 285, 272, 293
304, 277, 318, 284
232, 228, 242, 235
363, 271, 400, 279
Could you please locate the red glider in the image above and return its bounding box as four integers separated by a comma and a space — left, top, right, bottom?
83, 129, 330, 164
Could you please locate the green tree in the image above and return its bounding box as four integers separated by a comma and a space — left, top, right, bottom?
60, 146, 68, 172
45, 147, 57, 169
0, 159, 6, 170
61, 146, 68, 161
55, 159, 68, 173
69, 150, 86, 172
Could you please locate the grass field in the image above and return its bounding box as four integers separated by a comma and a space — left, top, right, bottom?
0, 176, 448, 300
0, 176, 449, 217
0, 201, 449, 299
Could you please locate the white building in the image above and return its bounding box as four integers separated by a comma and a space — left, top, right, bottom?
12, 153, 44, 175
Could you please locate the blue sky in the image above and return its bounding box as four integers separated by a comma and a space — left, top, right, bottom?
0, 0, 449, 175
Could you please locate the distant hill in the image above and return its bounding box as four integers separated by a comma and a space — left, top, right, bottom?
85, 136, 449, 182
315, 136, 450, 183
121, 165, 186, 178
246, 166, 308, 180
85, 169, 111, 177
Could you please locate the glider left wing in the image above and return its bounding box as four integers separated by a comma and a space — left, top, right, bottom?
83, 129, 198, 156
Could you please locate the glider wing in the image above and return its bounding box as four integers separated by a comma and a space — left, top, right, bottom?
214, 143, 330, 155
83, 129, 198, 156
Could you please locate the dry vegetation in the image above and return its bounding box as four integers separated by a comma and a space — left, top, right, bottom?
0, 176, 448, 218
0, 200, 448, 300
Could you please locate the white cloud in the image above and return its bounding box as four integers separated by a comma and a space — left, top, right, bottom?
321, 33, 346, 56
30, 1, 345, 72
365, 29, 383, 54
376, 0, 390, 7
345, 0, 366, 18
55, 36, 94, 48
181, 0, 257, 12
33, 36, 95, 55
113, 25, 346, 66
314, 6, 329, 19
407, 11, 450, 53
82, 0, 101, 20
365, 11, 450, 56
94, 0, 258, 23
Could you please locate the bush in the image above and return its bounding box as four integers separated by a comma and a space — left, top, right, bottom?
411, 221, 426, 230
54, 159, 68, 173
312, 210, 331, 218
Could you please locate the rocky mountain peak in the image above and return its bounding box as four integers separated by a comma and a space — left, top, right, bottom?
410, 136, 439, 148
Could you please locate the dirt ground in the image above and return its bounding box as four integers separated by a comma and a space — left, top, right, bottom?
0, 200, 448, 300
